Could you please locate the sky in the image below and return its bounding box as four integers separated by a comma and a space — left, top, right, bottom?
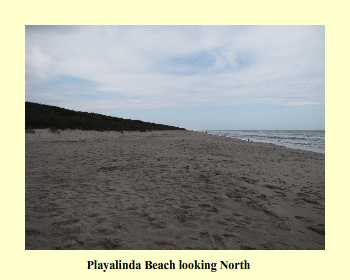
25, 25, 324, 130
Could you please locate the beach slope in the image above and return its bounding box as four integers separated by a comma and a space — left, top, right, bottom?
25, 130, 324, 249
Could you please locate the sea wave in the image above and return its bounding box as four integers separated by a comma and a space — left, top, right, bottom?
208, 130, 324, 153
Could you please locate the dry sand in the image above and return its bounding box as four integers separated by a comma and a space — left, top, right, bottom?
25, 129, 324, 249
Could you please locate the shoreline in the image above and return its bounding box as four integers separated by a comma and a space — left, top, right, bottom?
205, 131, 324, 155
26, 129, 325, 249
26, 128, 325, 155
212, 134, 324, 155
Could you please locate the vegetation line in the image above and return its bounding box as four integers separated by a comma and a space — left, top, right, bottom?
25, 102, 185, 132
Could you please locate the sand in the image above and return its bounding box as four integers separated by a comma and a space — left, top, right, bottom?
25, 129, 324, 249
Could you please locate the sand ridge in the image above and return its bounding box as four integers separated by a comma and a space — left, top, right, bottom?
25, 130, 324, 249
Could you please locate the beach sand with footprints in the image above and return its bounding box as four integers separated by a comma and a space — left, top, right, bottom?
25, 129, 324, 249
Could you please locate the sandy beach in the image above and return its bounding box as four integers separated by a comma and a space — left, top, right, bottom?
25, 129, 324, 249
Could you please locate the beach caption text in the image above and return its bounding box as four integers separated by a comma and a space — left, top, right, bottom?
87, 259, 251, 272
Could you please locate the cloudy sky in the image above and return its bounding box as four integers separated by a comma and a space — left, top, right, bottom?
26, 25, 324, 130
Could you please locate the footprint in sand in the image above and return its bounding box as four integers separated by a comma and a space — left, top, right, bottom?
275, 219, 291, 231
307, 224, 324, 235
240, 245, 255, 250
52, 218, 80, 227
100, 237, 122, 249
213, 234, 226, 248
150, 220, 167, 229
296, 193, 319, 205
294, 215, 312, 223
96, 227, 115, 235
26, 228, 41, 236
240, 176, 258, 184
198, 203, 218, 213
261, 183, 284, 191
154, 241, 176, 248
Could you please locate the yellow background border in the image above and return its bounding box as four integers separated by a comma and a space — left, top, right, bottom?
1, 0, 347, 278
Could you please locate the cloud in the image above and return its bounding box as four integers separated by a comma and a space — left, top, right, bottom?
25, 25, 324, 116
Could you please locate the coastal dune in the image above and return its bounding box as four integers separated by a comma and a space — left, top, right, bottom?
25, 130, 324, 249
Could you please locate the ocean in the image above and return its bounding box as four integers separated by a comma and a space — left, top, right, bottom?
207, 130, 325, 154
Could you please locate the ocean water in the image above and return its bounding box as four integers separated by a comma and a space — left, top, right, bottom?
208, 130, 325, 154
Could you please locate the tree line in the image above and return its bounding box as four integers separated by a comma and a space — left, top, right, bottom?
25, 102, 185, 132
